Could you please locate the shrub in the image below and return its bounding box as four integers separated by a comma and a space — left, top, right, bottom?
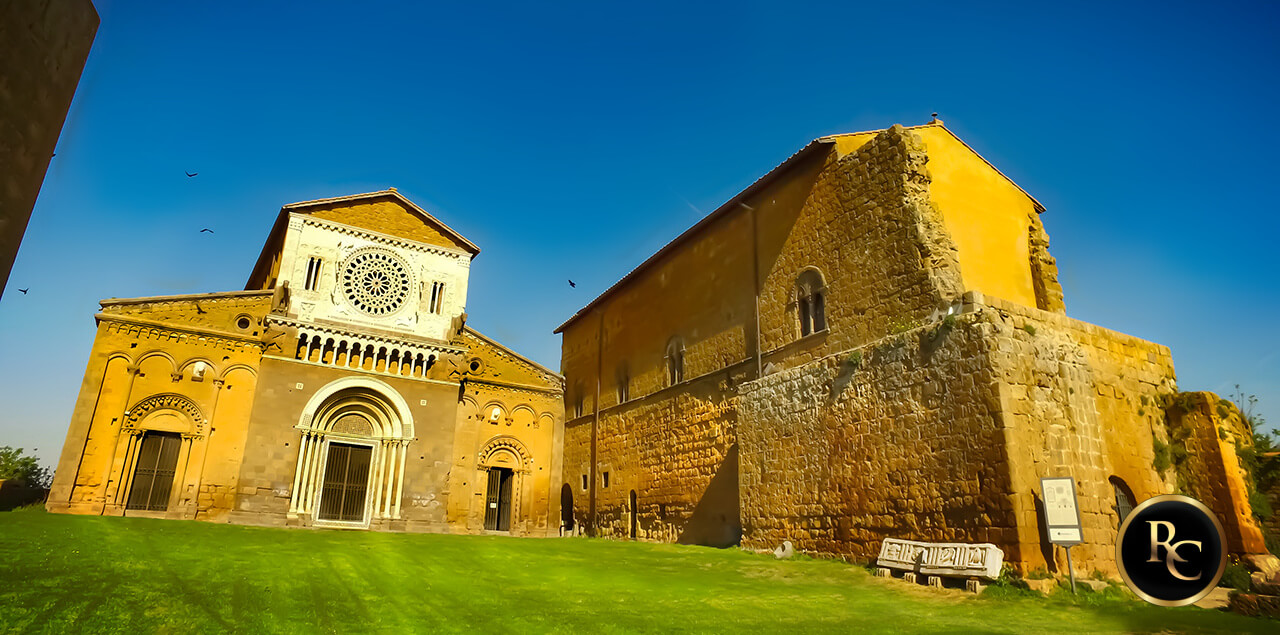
0, 447, 51, 489
1220, 560, 1252, 592
1022, 324, 1037, 336
1152, 438, 1172, 473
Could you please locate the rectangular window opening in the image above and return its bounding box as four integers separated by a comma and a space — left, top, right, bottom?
602, 471, 610, 488
304, 257, 322, 291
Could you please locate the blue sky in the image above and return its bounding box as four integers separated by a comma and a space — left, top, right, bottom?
2, 0, 1277, 466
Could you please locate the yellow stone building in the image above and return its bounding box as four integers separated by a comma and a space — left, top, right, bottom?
48, 190, 565, 535
556, 121, 1270, 574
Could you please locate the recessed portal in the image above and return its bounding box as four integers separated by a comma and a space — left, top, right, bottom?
484, 467, 514, 531
318, 443, 372, 522
126, 431, 181, 511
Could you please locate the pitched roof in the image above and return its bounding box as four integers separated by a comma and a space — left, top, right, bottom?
554, 121, 1043, 334
283, 188, 480, 254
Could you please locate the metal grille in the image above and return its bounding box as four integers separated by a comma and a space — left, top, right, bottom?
126, 432, 181, 511
318, 443, 372, 522
484, 468, 514, 531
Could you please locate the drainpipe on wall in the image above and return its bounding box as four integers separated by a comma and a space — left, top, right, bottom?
745, 202, 762, 378
589, 308, 603, 536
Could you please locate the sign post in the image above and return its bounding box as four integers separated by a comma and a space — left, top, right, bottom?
1040, 476, 1083, 594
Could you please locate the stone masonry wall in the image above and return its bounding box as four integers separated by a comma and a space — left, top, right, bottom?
739, 309, 1014, 561
1163, 392, 1268, 555
757, 125, 965, 368
740, 294, 1180, 577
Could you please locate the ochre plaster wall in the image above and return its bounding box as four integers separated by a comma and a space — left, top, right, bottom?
306, 198, 472, 253
47, 292, 273, 519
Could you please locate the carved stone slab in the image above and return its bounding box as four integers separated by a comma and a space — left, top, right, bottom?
876, 538, 1004, 580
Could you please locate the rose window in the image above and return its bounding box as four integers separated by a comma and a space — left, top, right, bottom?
340, 250, 412, 316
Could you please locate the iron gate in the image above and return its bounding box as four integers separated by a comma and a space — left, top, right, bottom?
318, 442, 372, 522
126, 431, 181, 511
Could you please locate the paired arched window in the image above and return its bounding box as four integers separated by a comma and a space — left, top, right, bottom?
665, 337, 684, 386
797, 268, 827, 336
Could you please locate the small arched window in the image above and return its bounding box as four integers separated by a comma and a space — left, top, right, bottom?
1110, 476, 1136, 526
797, 269, 827, 336
616, 363, 630, 404
665, 337, 684, 386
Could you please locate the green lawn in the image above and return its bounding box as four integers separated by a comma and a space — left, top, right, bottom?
0, 509, 1270, 634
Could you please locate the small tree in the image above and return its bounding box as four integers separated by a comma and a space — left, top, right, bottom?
0, 446, 52, 489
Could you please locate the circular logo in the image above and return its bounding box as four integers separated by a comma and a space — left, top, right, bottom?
340, 249, 412, 317
1116, 495, 1226, 606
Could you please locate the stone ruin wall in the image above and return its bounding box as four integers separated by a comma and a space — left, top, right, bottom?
1162, 392, 1268, 555
980, 294, 1175, 576
739, 308, 1014, 562
739, 294, 1181, 576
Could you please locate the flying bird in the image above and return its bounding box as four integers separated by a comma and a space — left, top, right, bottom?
185, 171, 198, 177
568, 280, 576, 288
194, 302, 207, 314
18, 288, 29, 294
200, 228, 214, 233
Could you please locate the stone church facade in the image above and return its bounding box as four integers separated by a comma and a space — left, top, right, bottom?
556, 121, 1271, 575
47, 190, 565, 535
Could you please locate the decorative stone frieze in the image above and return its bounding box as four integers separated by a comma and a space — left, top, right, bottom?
877, 538, 1005, 580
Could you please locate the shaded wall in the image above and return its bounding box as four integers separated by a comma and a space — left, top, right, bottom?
0, 0, 98, 298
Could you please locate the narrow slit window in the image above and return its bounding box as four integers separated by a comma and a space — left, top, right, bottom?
665, 337, 684, 386
616, 364, 630, 404
429, 281, 446, 314
304, 257, 323, 291
602, 471, 610, 488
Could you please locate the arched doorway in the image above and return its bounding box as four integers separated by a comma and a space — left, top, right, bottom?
561, 483, 575, 535
1110, 476, 1136, 526
288, 378, 414, 528
477, 436, 531, 534
629, 490, 638, 540
118, 393, 207, 514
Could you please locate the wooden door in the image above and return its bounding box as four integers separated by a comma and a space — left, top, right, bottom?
318, 443, 372, 522
126, 431, 181, 511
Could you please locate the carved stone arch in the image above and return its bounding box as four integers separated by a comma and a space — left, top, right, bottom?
124, 393, 206, 437
510, 404, 536, 428
106, 351, 134, 366
480, 401, 507, 423
136, 350, 178, 374
218, 363, 259, 380
537, 412, 555, 429
298, 375, 415, 439
478, 435, 532, 471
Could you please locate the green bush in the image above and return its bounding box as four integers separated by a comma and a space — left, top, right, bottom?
1152, 438, 1172, 473
1022, 324, 1037, 336
1220, 561, 1252, 592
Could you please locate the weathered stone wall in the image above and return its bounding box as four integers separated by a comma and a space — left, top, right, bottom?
757, 125, 964, 369
740, 309, 1013, 561
740, 294, 1183, 576
1162, 392, 1268, 555
0, 0, 98, 299
983, 294, 1176, 575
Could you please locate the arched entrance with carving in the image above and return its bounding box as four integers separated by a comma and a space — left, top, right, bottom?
288, 377, 415, 528
119, 394, 206, 513
477, 436, 531, 533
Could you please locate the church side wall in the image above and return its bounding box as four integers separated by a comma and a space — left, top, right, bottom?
738, 310, 1015, 561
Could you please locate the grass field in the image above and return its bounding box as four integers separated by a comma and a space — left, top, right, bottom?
0, 508, 1271, 634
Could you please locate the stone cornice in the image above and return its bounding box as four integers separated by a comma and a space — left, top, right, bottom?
96, 313, 266, 350
465, 377, 563, 397
100, 290, 274, 311
292, 212, 472, 260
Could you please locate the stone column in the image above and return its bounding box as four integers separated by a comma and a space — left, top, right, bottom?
288, 431, 313, 514
392, 440, 407, 519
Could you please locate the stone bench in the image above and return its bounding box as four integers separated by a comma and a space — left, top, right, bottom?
875, 538, 1004, 590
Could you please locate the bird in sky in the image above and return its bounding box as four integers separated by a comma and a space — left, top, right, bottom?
185, 171, 198, 177
200, 228, 214, 233
194, 302, 207, 315
568, 280, 576, 288
18, 288, 29, 294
